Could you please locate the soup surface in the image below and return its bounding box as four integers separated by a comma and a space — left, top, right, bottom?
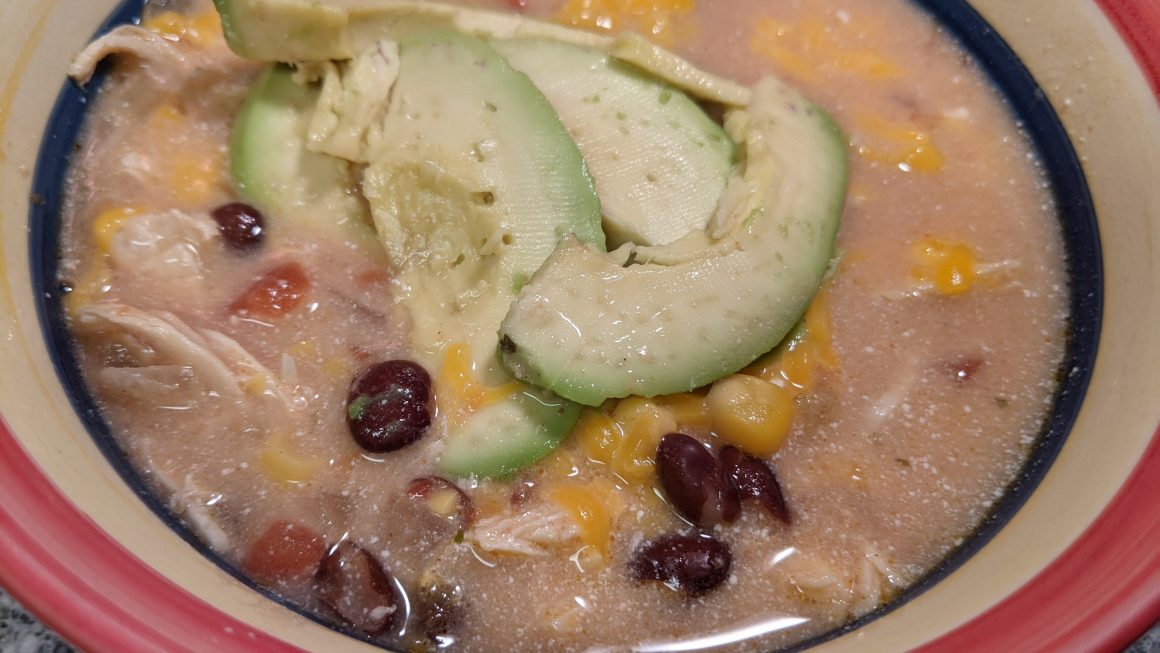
58, 0, 1068, 650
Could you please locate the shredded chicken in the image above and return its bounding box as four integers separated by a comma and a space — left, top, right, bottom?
149, 460, 231, 551
74, 303, 289, 404
467, 503, 581, 556
69, 25, 191, 85
773, 542, 903, 617
307, 39, 401, 163
106, 210, 220, 300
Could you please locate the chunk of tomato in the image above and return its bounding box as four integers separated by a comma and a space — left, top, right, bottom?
230, 262, 311, 319
242, 519, 326, 585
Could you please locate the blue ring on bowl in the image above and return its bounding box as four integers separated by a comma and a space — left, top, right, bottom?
27, 1, 1102, 651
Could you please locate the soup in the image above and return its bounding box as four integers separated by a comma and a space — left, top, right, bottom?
57, 0, 1068, 650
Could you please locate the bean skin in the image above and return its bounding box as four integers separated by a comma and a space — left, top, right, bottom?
655, 433, 739, 527
346, 360, 432, 453
629, 532, 732, 596
315, 542, 403, 635
720, 445, 792, 525
211, 202, 265, 251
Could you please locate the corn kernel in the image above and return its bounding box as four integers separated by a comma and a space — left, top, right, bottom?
707, 374, 794, 456
611, 397, 676, 482
438, 343, 524, 425
745, 290, 838, 396
169, 152, 223, 205
657, 392, 711, 429
91, 207, 140, 254
751, 18, 901, 84
243, 373, 271, 396
425, 487, 462, 517
546, 481, 621, 558
288, 339, 318, 360
147, 104, 184, 129
575, 409, 621, 465
259, 432, 321, 484
912, 237, 977, 295
321, 357, 350, 381
853, 115, 945, 174
142, 9, 223, 46
555, 0, 694, 45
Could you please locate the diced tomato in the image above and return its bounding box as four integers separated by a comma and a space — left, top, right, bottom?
230, 262, 310, 319
507, 0, 528, 10
241, 520, 326, 585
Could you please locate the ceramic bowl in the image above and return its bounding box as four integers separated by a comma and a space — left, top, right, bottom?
0, 1, 1157, 652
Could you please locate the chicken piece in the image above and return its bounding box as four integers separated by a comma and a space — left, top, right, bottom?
74, 303, 290, 405
105, 210, 220, 303
467, 503, 582, 557
69, 25, 193, 85
307, 40, 401, 163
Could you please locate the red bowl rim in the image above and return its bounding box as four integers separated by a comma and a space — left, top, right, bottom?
1, 1, 1158, 651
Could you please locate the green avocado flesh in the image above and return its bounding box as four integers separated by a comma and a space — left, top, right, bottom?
364, 30, 603, 358
212, 0, 750, 105
219, 1, 844, 473
361, 30, 600, 477
230, 64, 379, 250
440, 391, 582, 479
493, 39, 733, 248
498, 78, 847, 406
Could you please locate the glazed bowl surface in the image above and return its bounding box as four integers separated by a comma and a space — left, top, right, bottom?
0, 1, 1158, 652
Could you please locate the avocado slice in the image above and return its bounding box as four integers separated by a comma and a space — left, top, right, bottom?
362, 30, 602, 477
212, 0, 750, 105
440, 391, 581, 479
493, 39, 733, 248
230, 64, 380, 251
498, 78, 847, 406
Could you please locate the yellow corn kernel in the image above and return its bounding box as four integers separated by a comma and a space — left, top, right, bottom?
546, 481, 621, 558
657, 392, 712, 430
169, 152, 223, 205
853, 115, 945, 174
746, 289, 838, 396
243, 373, 271, 396
555, 0, 694, 46
91, 207, 140, 254
912, 237, 977, 295
707, 374, 794, 457
611, 397, 676, 482
259, 432, 321, 484
575, 409, 620, 465
437, 343, 524, 424
142, 10, 222, 46
147, 103, 184, 130
425, 487, 462, 517
321, 357, 350, 381
288, 340, 318, 360
750, 18, 901, 84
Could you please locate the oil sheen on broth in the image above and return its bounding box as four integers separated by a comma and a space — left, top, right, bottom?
58, 0, 1068, 650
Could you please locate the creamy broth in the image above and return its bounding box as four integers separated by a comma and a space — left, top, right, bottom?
59, 0, 1068, 650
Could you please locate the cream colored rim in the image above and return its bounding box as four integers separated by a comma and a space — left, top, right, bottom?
0, 1, 1156, 651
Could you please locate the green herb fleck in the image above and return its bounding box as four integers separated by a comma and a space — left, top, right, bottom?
347, 395, 371, 421
512, 272, 529, 293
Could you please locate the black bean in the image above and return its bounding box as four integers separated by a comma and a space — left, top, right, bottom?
211, 202, 265, 251
346, 360, 432, 453
720, 445, 792, 525
629, 532, 732, 596
416, 576, 466, 644
655, 433, 739, 527
315, 542, 403, 635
